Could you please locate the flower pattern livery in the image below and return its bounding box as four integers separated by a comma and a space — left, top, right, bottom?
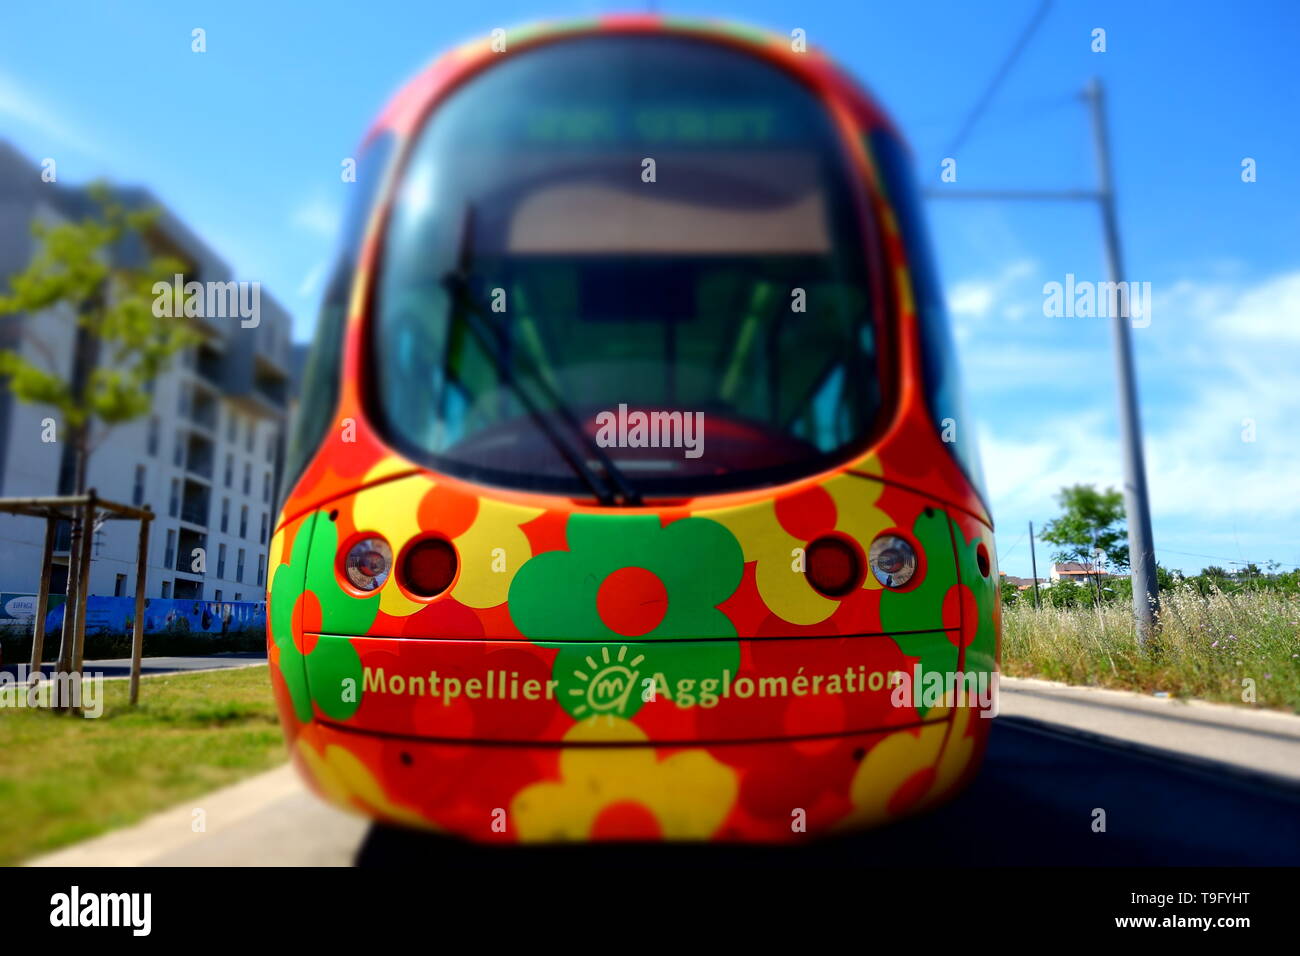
264, 15, 1000, 844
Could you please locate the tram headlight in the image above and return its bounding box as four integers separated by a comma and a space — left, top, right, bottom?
343, 537, 393, 591
869, 534, 918, 589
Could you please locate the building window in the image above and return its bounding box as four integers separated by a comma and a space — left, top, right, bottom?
265, 430, 276, 463
262, 471, 271, 503
220, 497, 230, 533
242, 461, 251, 495
246, 420, 255, 453
162, 580, 172, 599
217, 543, 226, 578
147, 416, 159, 456
114, 573, 127, 597
237, 548, 245, 583
259, 512, 268, 545
164, 529, 176, 569
240, 505, 248, 539
215, 589, 223, 602
174, 431, 185, 467
178, 385, 190, 418
224, 453, 233, 488
169, 478, 179, 517
227, 413, 238, 444
257, 553, 265, 587
234, 592, 242, 601
132, 465, 146, 506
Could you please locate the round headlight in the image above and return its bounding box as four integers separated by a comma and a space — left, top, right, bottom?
869, 534, 918, 589
344, 537, 392, 591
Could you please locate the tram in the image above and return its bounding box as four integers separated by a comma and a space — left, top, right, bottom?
268, 15, 1000, 842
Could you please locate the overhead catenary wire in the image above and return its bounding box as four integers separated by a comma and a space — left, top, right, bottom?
1153, 547, 1299, 571
942, 0, 1055, 159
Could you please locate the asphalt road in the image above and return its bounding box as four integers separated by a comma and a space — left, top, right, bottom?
356, 715, 1300, 866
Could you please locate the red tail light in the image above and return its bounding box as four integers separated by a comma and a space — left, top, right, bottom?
400, 538, 458, 598
805, 535, 863, 597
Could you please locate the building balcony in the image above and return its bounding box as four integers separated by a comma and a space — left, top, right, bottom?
180, 480, 210, 527
185, 433, 215, 480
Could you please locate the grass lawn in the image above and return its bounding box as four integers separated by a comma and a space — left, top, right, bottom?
0, 664, 286, 866
1002, 587, 1300, 712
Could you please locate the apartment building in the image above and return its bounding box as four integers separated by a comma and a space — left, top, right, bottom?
0, 142, 292, 602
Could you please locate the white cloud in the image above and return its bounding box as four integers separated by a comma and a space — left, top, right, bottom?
0, 70, 103, 158
297, 259, 328, 299
292, 197, 341, 239
1214, 272, 1300, 341
946, 258, 1037, 321
976, 268, 1300, 569
948, 280, 995, 320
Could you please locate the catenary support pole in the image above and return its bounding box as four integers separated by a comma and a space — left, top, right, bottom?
1029, 521, 1042, 610
1085, 77, 1160, 645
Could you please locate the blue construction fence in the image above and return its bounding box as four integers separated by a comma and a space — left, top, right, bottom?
43, 597, 267, 637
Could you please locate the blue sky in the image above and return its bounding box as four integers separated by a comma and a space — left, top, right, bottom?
1, 0, 1297, 577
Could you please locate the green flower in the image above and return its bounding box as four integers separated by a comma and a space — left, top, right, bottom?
510, 515, 744, 722
953, 525, 998, 674
270, 512, 376, 722
508, 515, 743, 641
549, 639, 739, 722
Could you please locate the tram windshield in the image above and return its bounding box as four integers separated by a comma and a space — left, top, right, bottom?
372, 34, 888, 498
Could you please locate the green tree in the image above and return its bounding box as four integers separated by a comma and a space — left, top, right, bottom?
1045, 578, 1088, 609
1039, 484, 1130, 571
999, 579, 1021, 606
0, 183, 195, 498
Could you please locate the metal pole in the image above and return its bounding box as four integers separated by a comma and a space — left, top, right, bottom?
1028, 521, 1042, 609
129, 509, 151, 706
1085, 77, 1160, 645
28, 516, 56, 678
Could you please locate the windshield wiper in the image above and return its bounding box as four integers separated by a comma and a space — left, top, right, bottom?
441, 206, 642, 506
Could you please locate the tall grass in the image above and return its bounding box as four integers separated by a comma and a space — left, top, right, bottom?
1001, 586, 1300, 712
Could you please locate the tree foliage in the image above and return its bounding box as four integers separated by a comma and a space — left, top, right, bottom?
1039, 484, 1129, 571
0, 183, 197, 438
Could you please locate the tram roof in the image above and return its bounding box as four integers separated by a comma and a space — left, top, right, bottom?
364, 14, 902, 149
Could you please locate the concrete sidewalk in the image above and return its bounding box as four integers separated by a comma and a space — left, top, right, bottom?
25, 676, 1300, 866
26, 764, 367, 867
997, 676, 1300, 786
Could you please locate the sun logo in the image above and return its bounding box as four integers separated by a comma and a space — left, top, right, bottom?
569, 645, 645, 718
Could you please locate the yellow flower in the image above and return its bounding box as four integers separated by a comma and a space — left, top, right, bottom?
450, 497, 543, 609
296, 738, 429, 828
350, 471, 542, 615
695, 471, 890, 626
511, 718, 738, 841
839, 704, 977, 829
352, 472, 436, 617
